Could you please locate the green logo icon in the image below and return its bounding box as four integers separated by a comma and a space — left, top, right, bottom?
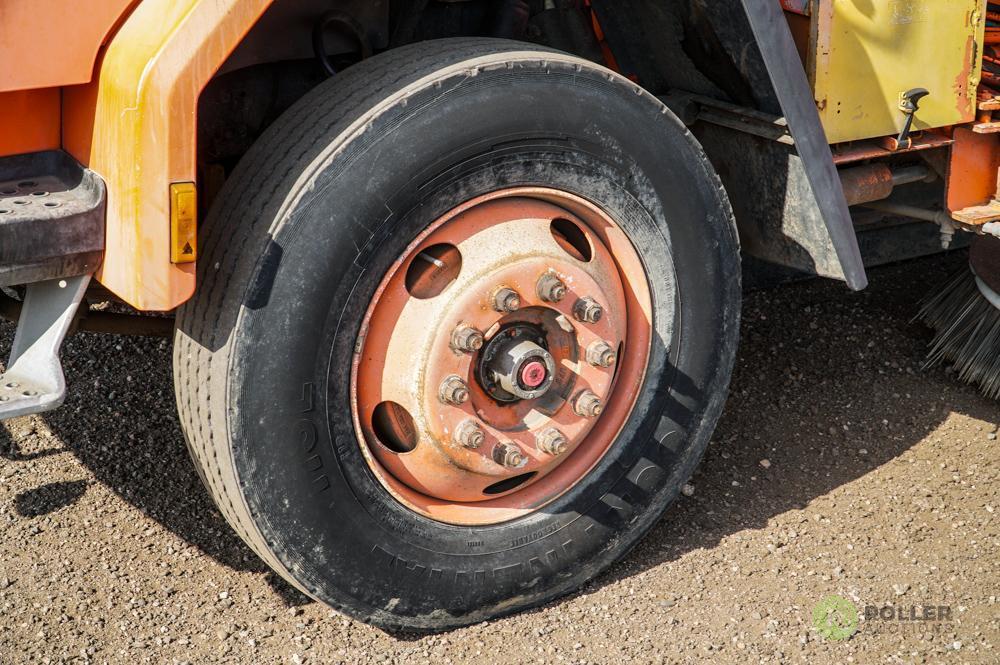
812, 595, 859, 641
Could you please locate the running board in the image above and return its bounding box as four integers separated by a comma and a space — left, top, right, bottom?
0, 275, 90, 420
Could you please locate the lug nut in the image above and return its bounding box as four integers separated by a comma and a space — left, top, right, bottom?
586, 340, 617, 368
536, 428, 569, 456
439, 375, 470, 405
537, 272, 567, 303
451, 325, 485, 353
573, 296, 604, 324
573, 390, 603, 418
493, 287, 521, 313
493, 442, 528, 468
454, 419, 485, 449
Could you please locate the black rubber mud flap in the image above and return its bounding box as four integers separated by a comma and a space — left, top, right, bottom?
737, 0, 867, 290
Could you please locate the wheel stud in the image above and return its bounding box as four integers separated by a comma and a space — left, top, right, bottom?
492, 287, 521, 313
586, 340, 617, 368
537, 272, 567, 303
573, 390, 603, 418
493, 441, 528, 468
451, 325, 485, 353
439, 376, 470, 405
536, 428, 568, 456
573, 296, 604, 323
454, 419, 485, 449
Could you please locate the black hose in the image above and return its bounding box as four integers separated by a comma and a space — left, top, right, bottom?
312, 12, 373, 77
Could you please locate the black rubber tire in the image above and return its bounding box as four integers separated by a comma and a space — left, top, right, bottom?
174, 38, 741, 631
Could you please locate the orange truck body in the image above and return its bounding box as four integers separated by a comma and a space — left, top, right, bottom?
1, 0, 273, 310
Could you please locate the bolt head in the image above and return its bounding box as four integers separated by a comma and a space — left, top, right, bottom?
537, 428, 568, 456
586, 341, 617, 368
537, 273, 567, 303
493, 442, 528, 468
493, 287, 521, 313
454, 420, 485, 449
573, 390, 603, 418
573, 297, 604, 324
451, 325, 485, 353
439, 376, 470, 405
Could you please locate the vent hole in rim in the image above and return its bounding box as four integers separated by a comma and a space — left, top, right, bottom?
613, 342, 624, 382
405, 243, 462, 299
550, 218, 593, 262
371, 401, 418, 453
483, 472, 537, 495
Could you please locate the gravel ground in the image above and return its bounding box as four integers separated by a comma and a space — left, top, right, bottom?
0, 252, 997, 664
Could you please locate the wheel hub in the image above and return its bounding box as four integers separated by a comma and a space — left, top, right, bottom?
351, 188, 652, 525
478, 324, 556, 401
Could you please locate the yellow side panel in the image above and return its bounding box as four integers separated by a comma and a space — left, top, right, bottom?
812, 0, 986, 145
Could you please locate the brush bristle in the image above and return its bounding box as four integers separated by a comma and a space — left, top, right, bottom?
918, 269, 1000, 399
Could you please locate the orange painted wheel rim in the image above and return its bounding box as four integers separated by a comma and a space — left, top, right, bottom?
351, 188, 652, 525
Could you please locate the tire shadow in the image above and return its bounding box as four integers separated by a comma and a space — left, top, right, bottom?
0, 250, 987, 617
580, 249, 996, 595
0, 325, 311, 607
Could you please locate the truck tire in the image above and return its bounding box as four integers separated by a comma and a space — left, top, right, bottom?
173, 38, 740, 631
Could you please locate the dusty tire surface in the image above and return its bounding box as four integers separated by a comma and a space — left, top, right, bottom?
173, 38, 740, 630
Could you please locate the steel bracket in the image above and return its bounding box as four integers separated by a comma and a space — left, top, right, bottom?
0, 275, 90, 420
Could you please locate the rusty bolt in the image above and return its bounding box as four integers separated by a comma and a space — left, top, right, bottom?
493, 442, 528, 468
454, 419, 485, 449
573, 296, 604, 324
451, 325, 485, 353
536, 272, 567, 303
492, 287, 521, 313
439, 375, 470, 405
573, 390, 603, 418
586, 341, 617, 368
536, 428, 569, 456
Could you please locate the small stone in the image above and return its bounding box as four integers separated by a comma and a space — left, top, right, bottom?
759, 459, 771, 469
893, 583, 910, 596
987, 432, 996, 441
681, 484, 695, 497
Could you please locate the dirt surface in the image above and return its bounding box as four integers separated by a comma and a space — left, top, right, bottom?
0, 252, 997, 664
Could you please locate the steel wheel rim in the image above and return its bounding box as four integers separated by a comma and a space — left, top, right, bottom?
351, 187, 653, 525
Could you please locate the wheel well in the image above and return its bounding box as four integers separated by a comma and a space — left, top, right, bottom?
197, 0, 614, 207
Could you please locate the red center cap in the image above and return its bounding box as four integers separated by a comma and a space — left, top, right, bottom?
519, 360, 547, 389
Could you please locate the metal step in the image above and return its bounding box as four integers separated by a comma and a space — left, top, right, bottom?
0, 149, 106, 420
0, 275, 90, 420
0, 150, 104, 287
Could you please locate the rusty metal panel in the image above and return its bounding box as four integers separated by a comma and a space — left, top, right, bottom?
812, 0, 986, 144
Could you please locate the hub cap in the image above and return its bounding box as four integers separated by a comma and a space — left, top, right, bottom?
352, 188, 652, 525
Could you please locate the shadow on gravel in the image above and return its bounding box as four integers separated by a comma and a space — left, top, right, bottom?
0, 328, 310, 607
576, 250, 997, 598
0, 428, 64, 462
0, 251, 991, 619
14, 479, 89, 517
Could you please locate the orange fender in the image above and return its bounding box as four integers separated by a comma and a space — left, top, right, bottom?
64, 0, 275, 311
